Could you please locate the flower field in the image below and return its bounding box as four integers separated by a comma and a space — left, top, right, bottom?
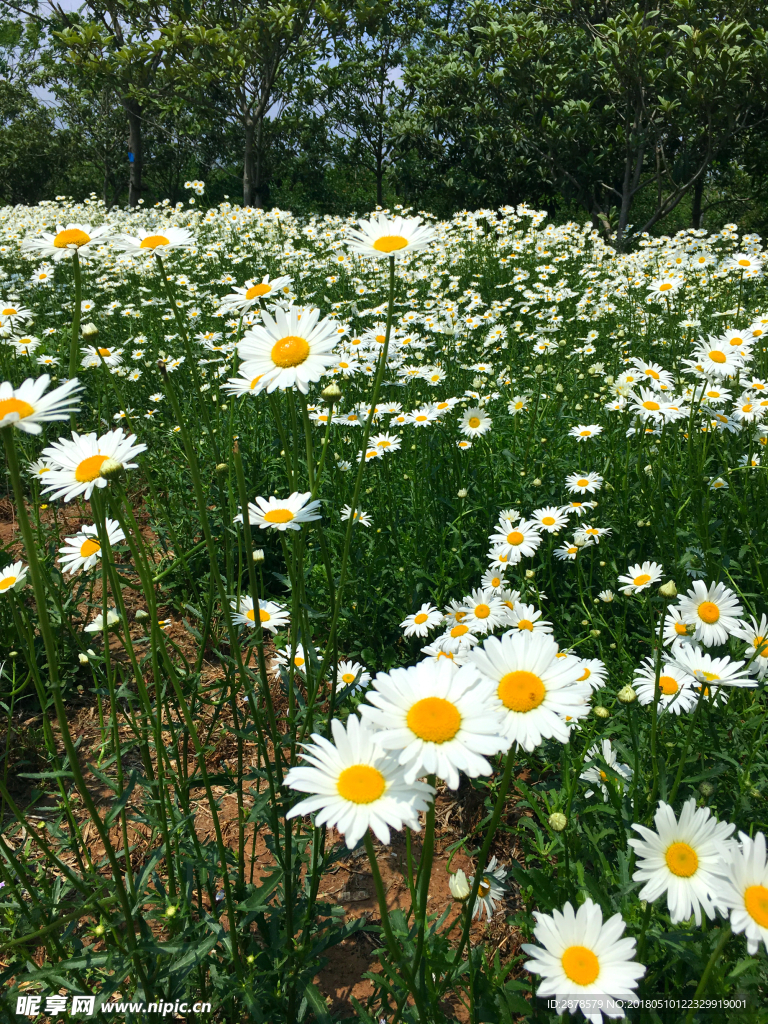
1, 193, 768, 1022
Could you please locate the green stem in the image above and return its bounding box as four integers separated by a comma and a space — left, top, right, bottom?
683, 924, 732, 1024
68, 251, 82, 380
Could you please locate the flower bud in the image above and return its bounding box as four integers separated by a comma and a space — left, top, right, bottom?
99, 457, 124, 480
457, 488, 468, 498
322, 382, 341, 403
525, 569, 535, 579
78, 653, 89, 665
548, 812, 567, 832
252, 549, 265, 563
699, 781, 714, 797
81, 322, 99, 338
617, 685, 637, 704
215, 463, 229, 476
135, 609, 150, 622
658, 580, 678, 599
448, 869, 471, 901
593, 705, 610, 719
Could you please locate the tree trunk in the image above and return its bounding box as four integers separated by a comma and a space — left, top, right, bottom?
376, 148, 383, 207
692, 172, 705, 228
252, 119, 264, 209
124, 97, 143, 207
243, 112, 255, 207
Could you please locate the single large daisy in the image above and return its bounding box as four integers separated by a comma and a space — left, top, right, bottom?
112, 226, 194, 255
337, 660, 371, 692
0, 375, 81, 434
672, 642, 753, 689
218, 274, 293, 313
400, 603, 443, 638
346, 214, 436, 259
532, 506, 569, 533
488, 518, 542, 562
0, 560, 27, 594
22, 224, 113, 261
628, 798, 735, 925
460, 587, 508, 634
569, 424, 603, 442
40, 428, 147, 502
460, 408, 492, 437
565, 471, 603, 495
237, 306, 340, 394
617, 561, 664, 596
719, 830, 768, 954
58, 519, 125, 574
504, 602, 553, 635
235, 492, 322, 532
285, 715, 434, 849
469, 632, 590, 751
230, 596, 289, 633
522, 898, 645, 1022
676, 580, 743, 646
359, 658, 508, 789
633, 658, 696, 714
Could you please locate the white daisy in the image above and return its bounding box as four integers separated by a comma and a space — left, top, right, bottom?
662, 605, 696, 647
0, 375, 81, 434
230, 596, 289, 633
504, 602, 553, 635
58, 519, 125, 574
676, 580, 744, 647
718, 830, 768, 954
81, 344, 124, 369
235, 492, 322, 532
617, 561, 664, 595
573, 657, 607, 691
40, 429, 147, 502
532, 506, 569, 533
734, 614, 768, 679
401, 603, 443, 638
112, 226, 194, 254
632, 658, 696, 714
0, 560, 27, 594
285, 715, 434, 849
628, 798, 735, 925
337, 660, 371, 692
469, 632, 590, 751
569, 424, 603, 441
488, 518, 542, 563
237, 306, 340, 394
565, 471, 603, 494
522, 898, 645, 1022
359, 658, 509, 789
22, 224, 114, 261
460, 407, 492, 437
470, 856, 507, 920
84, 608, 121, 633
672, 642, 753, 689
218, 274, 293, 313
346, 214, 436, 259
580, 740, 632, 801
461, 588, 508, 634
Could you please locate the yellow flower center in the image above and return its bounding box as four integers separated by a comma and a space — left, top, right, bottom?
645, 369, 660, 379
743, 404, 753, 413
271, 335, 310, 368
542, 516, 556, 526
372, 235, 409, 253
577, 479, 589, 487
0, 575, 17, 591
75, 454, 108, 482
79, 539, 101, 558
497, 670, 545, 712
708, 350, 726, 364
744, 885, 768, 927
54, 228, 90, 247
245, 283, 271, 299
139, 234, 171, 249
478, 878, 491, 897
634, 573, 651, 586
578, 666, 591, 680
414, 612, 429, 625
516, 619, 534, 631
659, 674, 678, 695
698, 601, 720, 624
658, 282, 673, 292
97, 348, 112, 357
375, 334, 386, 343
250, 375, 264, 389
561, 946, 599, 986
264, 508, 294, 524
337, 764, 386, 804
507, 530, 524, 546
0, 397, 34, 421
665, 841, 699, 877
753, 635, 768, 658
643, 400, 660, 411
2, 308, 18, 315
407, 696, 462, 743
579, 429, 591, 436
738, 258, 751, 267
468, 417, 481, 428
490, 577, 501, 587
454, 610, 467, 621
674, 621, 689, 635
450, 624, 469, 638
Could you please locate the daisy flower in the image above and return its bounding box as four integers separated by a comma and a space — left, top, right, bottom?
230, 596, 289, 633
218, 274, 293, 313
719, 831, 768, 953
40, 429, 147, 502
662, 605, 696, 646
434, 623, 479, 655
580, 525, 611, 544
340, 504, 372, 526
470, 857, 507, 920
469, 632, 590, 751
555, 542, 579, 561
532, 506, 569, 533
569, 424, 603, 441
628, 798, 735, 925
580, 740, 632, 801
460, 407, 492, 437
84, 608, 121, 633
419, 642, 465, 668
81, 344, 123, 369
734, 614, 768, 679
504, 602, 553, 635
488, 518, 542, 562
235, 492, 322, 532
58, 519, 125, 574
672, 643, 753, 689
0, 375, 81, 434
573, 657, 607, 691
647, 276, 683, 297
461, 588, 508, 634
694, 338, 743, 378
400, 603, 443, 638
677, 580, 743, 646
112, 226, 194, 254
481, 568, 505, 591
633, 658, 696, 714
345, 213, 436, 259
522, 898, 645, 1022
370, 431, 401, 453
565, 471, 603, 494
284, 715, 434, 849
359, 658, 508, 789
220, 368, 268, 397
337, 660, 371, 692
563, 500, 595, 517
22, 224, 113, 261
0, 561, 27, 594
237, 306, 340, 394
617, 561, 664, 595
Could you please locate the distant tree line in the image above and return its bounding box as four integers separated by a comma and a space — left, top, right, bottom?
3, 0, 768, 246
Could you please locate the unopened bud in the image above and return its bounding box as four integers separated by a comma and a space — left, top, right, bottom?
448, 869, 471, 901
322, 382, 341, 403
99, 457, 123, 479
548, 812, 567, 832
135, 609, 150, 622
658, 580, 677, 599
525, 569, 535, 579
457, 488, 468, 498
617, 685, 637, 704
78, 652, 89, 665
252, 549, 265, 563
215, 463, 228, 476
593, 705, 610, 719
699, 781, 714, 797
81, 322, 99, 337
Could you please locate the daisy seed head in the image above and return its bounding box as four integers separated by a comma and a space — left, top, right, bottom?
548, 812, 567, 832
